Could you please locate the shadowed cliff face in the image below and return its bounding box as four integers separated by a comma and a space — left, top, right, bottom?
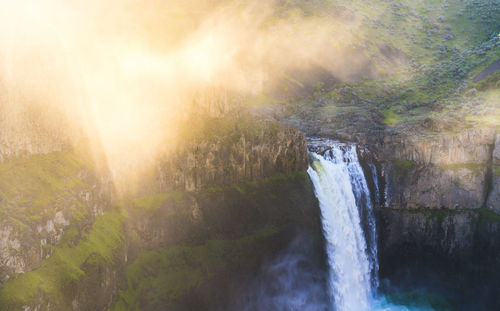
486, 134, 500, 214
0, 118, 318, 311
376, 208, 500, 310
114, 170, 324, 311
348, 126, 500, 311
382, 161, 488, 210
353, 126, 499, 213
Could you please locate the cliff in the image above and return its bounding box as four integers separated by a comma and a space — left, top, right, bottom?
0, 102, 83, 162
361, 127, 500, 310
157, 117, 308, 192
373, 127, 496, 211
0, 147, 113, 284
115, 171, 322, 310
0, 117, 315, 311
376, 208, 500, 309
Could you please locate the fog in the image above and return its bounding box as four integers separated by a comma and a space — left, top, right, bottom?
0, 0, 369, 191
224, 236, 330, 311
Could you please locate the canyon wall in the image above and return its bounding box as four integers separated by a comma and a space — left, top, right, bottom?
360, 126, 500, 253
0, 149, 113, 284
157, 122, 308, 192
0, 96, 499, 310
362, 126, 500, 310
0, 117, 316, 311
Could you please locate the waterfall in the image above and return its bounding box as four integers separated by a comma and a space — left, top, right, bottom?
382, 164, 390, 208
368, 164, 380, 205
307, 141, 378, 311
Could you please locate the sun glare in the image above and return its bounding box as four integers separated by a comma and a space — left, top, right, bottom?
0, 0, 362, 194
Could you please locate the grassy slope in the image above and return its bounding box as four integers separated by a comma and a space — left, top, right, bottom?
281, 0, 499, 130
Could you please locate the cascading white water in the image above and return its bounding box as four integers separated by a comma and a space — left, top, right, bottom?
306, 141, 436, 311
345, 152, 379, 291
307, 142, 377, 311
368, 164, 380, 206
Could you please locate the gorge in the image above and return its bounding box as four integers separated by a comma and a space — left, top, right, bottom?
0, 0, 499, 310
1, 119, 498, 310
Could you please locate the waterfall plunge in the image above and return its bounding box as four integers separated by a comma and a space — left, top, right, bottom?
308, 142, 378, 311
231, 140, 432, 311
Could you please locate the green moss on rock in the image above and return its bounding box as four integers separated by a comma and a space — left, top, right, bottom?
493, 165, 500, 177
438, 163, 486, 175
0, 149, 93, 228
477, 208, 500, 223
407, 208, 469, 221
382, 109, 403, 127
178, 115, 285, 145
111, 226, 279, 311
393, 160, 416, 173
127, 192, 186, 216
0, 209, 126, 310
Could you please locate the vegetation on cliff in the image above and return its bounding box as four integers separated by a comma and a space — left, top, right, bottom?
112, 170, 320, 310
111, 226, 279, 311
0, 209, 126, 310
0, 149, 90, 226
0, 0, 497, 310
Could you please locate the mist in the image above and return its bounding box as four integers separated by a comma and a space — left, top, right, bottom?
223, 234, 448, 311
0, 0, 370, 191
224, 236, 330, 311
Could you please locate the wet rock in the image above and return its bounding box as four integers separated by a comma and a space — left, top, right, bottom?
486, 174, 500, 214
492, 134, 500, 165
378, 209, 478, 256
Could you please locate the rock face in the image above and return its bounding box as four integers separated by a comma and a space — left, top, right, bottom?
0, 102, 81, 162
366, 127, 500, 310
377, 208, 500, 310
486, 136, 500, 214
127, 173, 318, 253
491, 134, 500, 165
367, 127, 497, 211
157, 123, 308, 192
377, 209, 479, 256
71, 258, 125, 311
119, 172, 323, 310
0, 118, 314, 311
0, 151, 112, 284
305, 123, 498, 212
487, 172, 500, 214
383, 162, 488, 210
380, 127, 495, 165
